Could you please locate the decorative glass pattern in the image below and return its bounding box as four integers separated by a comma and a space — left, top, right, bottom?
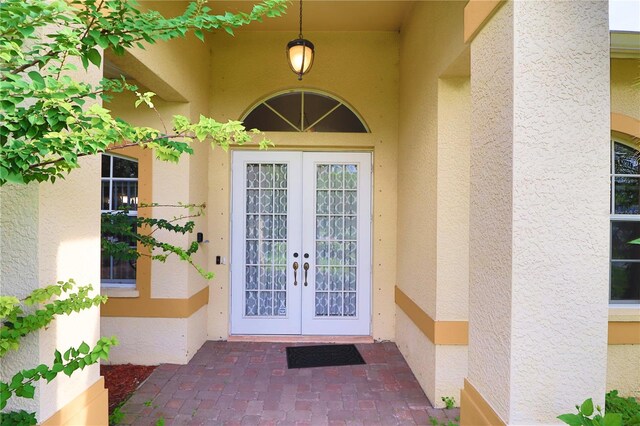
315, 164, 358, 317
245, 163, 289, 316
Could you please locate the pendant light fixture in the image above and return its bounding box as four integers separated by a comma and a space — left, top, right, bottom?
286, 0, 314, 80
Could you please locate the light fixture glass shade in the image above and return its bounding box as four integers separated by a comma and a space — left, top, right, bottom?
287, 38, 314, 78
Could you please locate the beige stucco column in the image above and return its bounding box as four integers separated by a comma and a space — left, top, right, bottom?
462, 1, 610, 424
0, 58, 108, 424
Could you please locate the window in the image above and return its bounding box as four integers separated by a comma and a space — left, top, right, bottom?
242, 90, 369, 133
610, 140, 640, 303
101, 154, 138, 286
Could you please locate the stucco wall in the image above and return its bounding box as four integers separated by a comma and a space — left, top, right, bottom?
469, 1, 610, 423
102, 306, 207, 365
103, 316, 188, 365
0, 159, 103, 422
37, 157, 103, 420
396, 310, 436, 398
436, 77, 470, 322
607, 345, 640, 398
396, 0, 469, 408
206, 31, 399, 340
611, 58, 640, 120
0, 184, 41, 415
397, 1, 467, 321
468, 3, 515, 418
103, 18, 212, 364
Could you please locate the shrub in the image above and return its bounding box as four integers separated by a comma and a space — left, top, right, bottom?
606, 390, 640, 425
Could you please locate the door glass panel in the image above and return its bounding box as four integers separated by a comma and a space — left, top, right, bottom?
315, 163, 358, 317
245, 163, 288, 317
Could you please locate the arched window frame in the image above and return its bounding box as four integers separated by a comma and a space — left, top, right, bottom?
240, 89, 370, 133
610, 136, 640, 304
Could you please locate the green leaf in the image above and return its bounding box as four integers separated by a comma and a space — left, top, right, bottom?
44, 371, 57, 383
21, 384, 35, 399
78, 342, 90, 354
581, 399, 594, 417
10, 372, 24, 389
86, 48, 102, 68
17, 26, 35, 37
194, 29, 204, 42
558, 414, 584, 426
603, 413, 622, 426
5, 173, 25, 184
27, 71, 44, 88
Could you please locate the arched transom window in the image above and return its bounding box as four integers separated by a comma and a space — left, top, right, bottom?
241, 90, 369, 133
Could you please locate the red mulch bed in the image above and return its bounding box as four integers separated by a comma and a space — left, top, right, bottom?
101, 364, 157, 413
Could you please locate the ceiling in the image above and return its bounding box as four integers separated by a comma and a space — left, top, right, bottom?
144, 1, 415, 32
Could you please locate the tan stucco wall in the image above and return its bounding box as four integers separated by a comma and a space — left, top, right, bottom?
611, 58, 640, 120
607, 344, 640, 398
397, 0, 467, 321
103, 22, 212, 362
436, 77, 470, 322
206, 30, 399, 340
101, 306, 207, 365
396, 0, 469, 408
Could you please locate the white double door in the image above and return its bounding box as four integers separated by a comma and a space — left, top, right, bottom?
231, 151, 372, 335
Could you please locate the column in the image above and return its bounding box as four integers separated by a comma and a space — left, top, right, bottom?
462, 1, 610, 424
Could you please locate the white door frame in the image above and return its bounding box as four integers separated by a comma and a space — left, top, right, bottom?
230, 150, 372, 336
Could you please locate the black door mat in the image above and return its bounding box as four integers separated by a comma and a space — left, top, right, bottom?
286, 344, 366, 369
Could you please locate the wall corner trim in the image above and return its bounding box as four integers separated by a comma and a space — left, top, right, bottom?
41, 377, 108, 426
460, 378, 506, 426
394, 286, 468, 345
463, 0, 505, 43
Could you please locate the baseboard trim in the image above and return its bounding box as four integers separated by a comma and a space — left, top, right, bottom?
41, 377, 108, 426
460, 378, 506, 426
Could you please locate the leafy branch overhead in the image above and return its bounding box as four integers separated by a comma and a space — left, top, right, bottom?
0, 0, 286, 185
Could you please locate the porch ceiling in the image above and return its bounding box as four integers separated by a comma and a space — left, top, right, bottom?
145, 1, 416, 32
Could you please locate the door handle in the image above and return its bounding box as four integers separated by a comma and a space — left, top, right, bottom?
303, 262, 309, 286
293, 261, 299, 286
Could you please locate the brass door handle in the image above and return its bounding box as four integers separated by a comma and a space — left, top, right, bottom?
293, 261, 299, 286
303, 262, 309, 286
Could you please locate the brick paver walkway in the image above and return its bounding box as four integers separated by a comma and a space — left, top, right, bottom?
118, 341, 459, 425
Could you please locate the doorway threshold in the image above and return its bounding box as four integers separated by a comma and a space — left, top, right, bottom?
227, 335, 374, 344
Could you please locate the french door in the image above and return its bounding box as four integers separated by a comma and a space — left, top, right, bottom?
230, 151, 372, 335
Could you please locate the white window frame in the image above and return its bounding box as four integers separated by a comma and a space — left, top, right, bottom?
609, 139, 640, 305
101, 153, 138, 288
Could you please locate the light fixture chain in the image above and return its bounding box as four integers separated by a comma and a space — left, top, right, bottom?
299, 0, 303, 38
